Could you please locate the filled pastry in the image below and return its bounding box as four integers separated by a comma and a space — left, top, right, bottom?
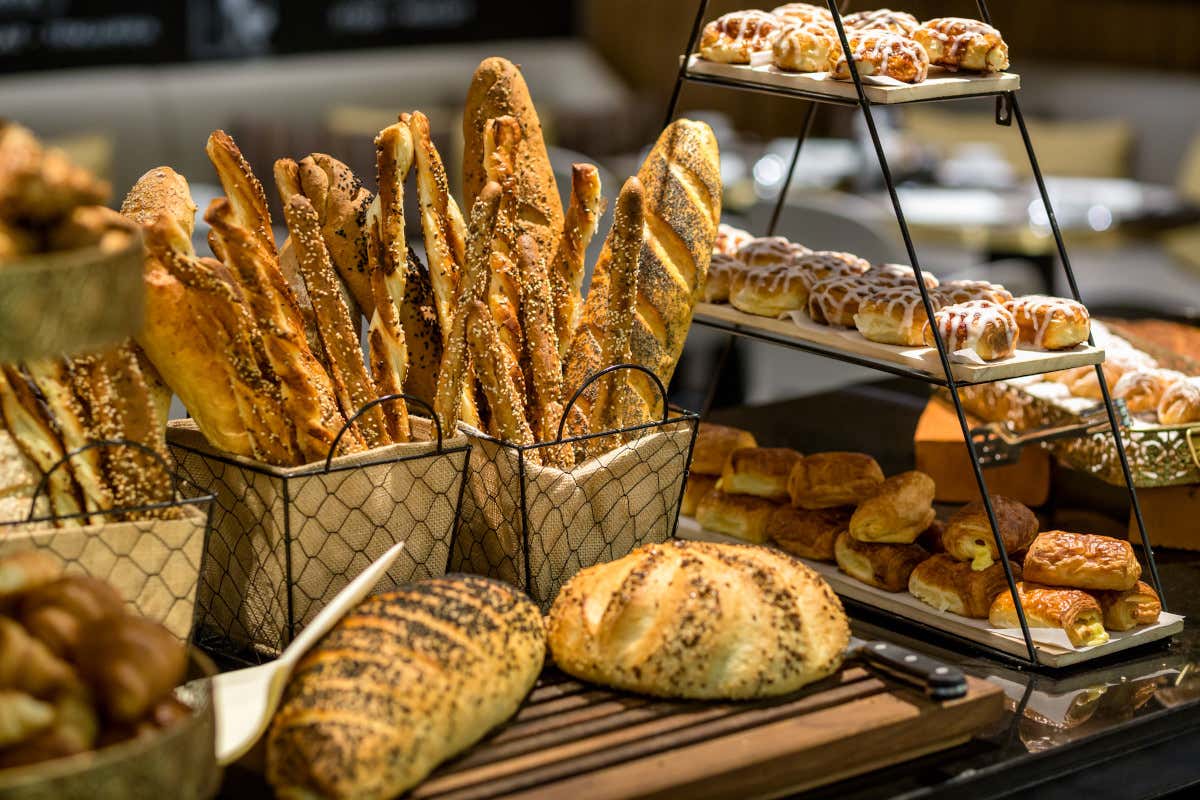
716, 446, 804, 501
835, 531, 928, 592
988, 582, 1109, 648
681, 473, 717, 517
773, 20, 840, 73
714, 222, 754, 257
771, 3, 833, 25
768, 505, 847, 561
854, 285, 944, 346
936, 279, 1012, 306
913, 17, 1010, 73
787, 451, 884, 509
736, 235, 810, 267
848, 470, 936, 544
843, 9, 920, 36
730, 263, 809, 317
1023, 531, 1142, 591
1005, 295, 1091, 350
1097, 580, 1162, 631
690, 422, 757, 476
1158, 377, 1200, 425
1111, 368, 1186, 414
862, 263, 939, 290
922, 299, 1019, 361
908, 554, 1019, 618
807, 276, 872, 327
704, 252, 743, 303
700, 10, 785, 64
695, 489, 776, 544
941, 495, 1038, 571
830, 30, 930, 84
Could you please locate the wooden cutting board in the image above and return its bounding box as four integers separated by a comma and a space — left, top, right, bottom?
412, 667, 1004, 800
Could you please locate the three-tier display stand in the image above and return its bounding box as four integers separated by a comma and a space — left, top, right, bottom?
664, 0, 1167, 667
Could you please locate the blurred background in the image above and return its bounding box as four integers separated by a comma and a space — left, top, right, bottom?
3, 0, 1198, 411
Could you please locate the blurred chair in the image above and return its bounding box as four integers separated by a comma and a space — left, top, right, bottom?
745, 191, 905, 265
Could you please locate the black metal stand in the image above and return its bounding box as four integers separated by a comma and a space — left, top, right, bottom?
664, 0, 1166, 668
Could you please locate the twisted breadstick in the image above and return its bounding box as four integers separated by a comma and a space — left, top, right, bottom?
552, 164, 604, 358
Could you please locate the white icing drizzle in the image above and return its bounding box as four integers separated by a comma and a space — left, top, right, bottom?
861, 285, 940, 340
931, 299, 1017, 357
714, 223, 753, 256
843, 9, 919, 35
1005, 294, 1089, 349
736, 235, 811, 267
937, 279, 1012, 305
704, 10, 784, 59
808, 276, 872, 326
834, 30, 929, 82
705, 252, 743, 302
770, 3, 833, 24
794, 250, 871, 288
864, 263, 940, 289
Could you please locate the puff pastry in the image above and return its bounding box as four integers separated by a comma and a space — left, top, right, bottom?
1158, 377, 1200, 425
988, 582, 1109, 648
923, 300, 1018, 362
1097, 581, 1162, 632
843, 9, 919, 36
1005, 295, 1091, 350
717, 446, 804, 501
831, 31, 930, 84
681, 474, 718, 518
913, 17, 1010, 73
691, 422, 757, 476
700, 11, 784, 64
908, 554, 1018, 618
735, 235, 809, 268
1023, 531, 1141, 592
854, 286, 944, 347
730, 263, 809, 317
835, 532, 928, 593
773, 21, 840, 74
942, 496, 1038, 571
787, 451, 884, 509
849, 470, 936, 544
695, 490, 776, 544
768, 505, 847, 561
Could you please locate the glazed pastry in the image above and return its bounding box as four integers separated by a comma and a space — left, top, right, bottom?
1112, 368, 1186, 414
1023, 531, 1141, 591
854, 286, 944, 346
908, 554, 1018, 618
690, 422, 757, 476
922, 300, 1018, 361
849, 470, 936, 544
735, 235, 809, 268
863, 263, 939, 290
696, 490, 779, 544
843, 9, 920, 36
988, 582, 1109, 648
547, 540, 850, 699
729, 263, 809, 317
771, 3, 833, 25
831, 30, 930, 84
681, 473, 718, 517
716, 446, 804, 501
699, 10, 785, 64
936, 279, 1013, 306
1005, 295, 1091, 350
794, 250, 871, 288
942, 496, 1038, 571
714, 223, 753, 257
913, 17, 1010, 73
1097, 581, 1162, 631
1067, 349, 1155, 400
704, 252, 743, 303
768, 505, 848, 561
807, 276, 872, 327
835, 531, 929, 592
787, 451, 884, 509
773, 20, 840, 73
1158, 377, 1200, 425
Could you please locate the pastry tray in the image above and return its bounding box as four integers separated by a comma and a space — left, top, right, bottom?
694, 302, 1105, 385
678, 517, 1183, 668
685, 56, 1020, 104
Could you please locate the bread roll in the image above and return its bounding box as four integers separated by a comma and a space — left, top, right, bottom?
704, 252, 743, 303
942, 496, 1038, 571
734, 235, 809, 268
1112, 368, 1185, 414
771, 3, 833, 25
849, 470, 936, 544
681, 474, 717, 517
854, 287, 943, 347
923, 300, 1018, 362
908, 554, 1017, 618
787, 451, 884, 509
547, 540, 849, 699
768, 505, 847, 561
267, 575, 545, 800
716, 447, 803, 501
1097, 581, 1161, 631
729, 263, 809, 317
936, 279, 1012, 306
834, 532, 928, 593
695, 489, 775, 544
988, 582, 1108, 648
1023, 531, 1141, 591
690, 422, 756, 476
844, 9, 919, 35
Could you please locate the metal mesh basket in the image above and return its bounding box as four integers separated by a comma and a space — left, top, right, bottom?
0, 439, 212, 643
454, 365, 700, 609
168, 395, 471, 663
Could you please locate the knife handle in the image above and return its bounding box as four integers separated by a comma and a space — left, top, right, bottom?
857, 640, 968, 700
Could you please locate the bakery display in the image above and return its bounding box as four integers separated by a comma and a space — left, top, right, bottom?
1097, 581, 1162, 631
923, 300, 1018, 362
912, 17, 1010, 73
941, 496, 1038, 570
690, 421, 758, 475
1023, 531, 1142, 591
835, 530, 928, 592
849, 470, 936, 544
696, 489, 775, 544
788, 451, 884, 509
988, 582, 1109, 648
908, 554, 1017, 618
1005, 295, 1092, 351
830, 30, 930, 84
546, 539, 850, 699
266, 574, 544, 800
716, 446, 803, 501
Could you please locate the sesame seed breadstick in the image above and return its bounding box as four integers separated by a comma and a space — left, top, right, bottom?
552, 164, 604, 359
465, 300, 534, 449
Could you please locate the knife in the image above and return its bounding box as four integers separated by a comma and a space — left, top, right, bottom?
847, 636, 968, 701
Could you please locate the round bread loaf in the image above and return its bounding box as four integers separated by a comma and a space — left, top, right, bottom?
547, 540, 850, 699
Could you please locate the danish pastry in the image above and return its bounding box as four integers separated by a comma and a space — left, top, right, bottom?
730, 263, 809, 317
717, 446, 804, 501
681, 474, 717, 517
936, 279, 1012, 306
843, 9, 920, 36
1112, 368, 1186, 414
695, 490, 776, 544
854, 286, 944, 346
908, 554, 1018, 618
768, 505, 847, 561
735, 235, 809, 267
1066, 349, 1155, 400
942, 496, 1038, 571
835, 531, 928, 592
1023, 531, 1141, 592
704, 252, 743, 303
787, 451, 884, 509
1005, 295, 1091, 350
988, 582, 1109, 648
691, 422, 757, 476
700, 11, 785, 64
863, 263, 939, 290
773, 21, 840, 74
714, 223, 753, 257
913, 17, 1010, 74
831, 30, 930, 84
1158, 377, 1200, 425
849, 470, 936, 544
1097, 581, 1161, 631
770, 3, 833, 25
806, 276, 872, 327
922, 299, 1018, 361
793, 250, 871, 288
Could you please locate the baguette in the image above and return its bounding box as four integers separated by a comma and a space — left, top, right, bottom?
552, 164, 604, 358
465, 299, 534, 448
514, 234, 570, 467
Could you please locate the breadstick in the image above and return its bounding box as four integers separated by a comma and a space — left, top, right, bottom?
397, 250, 443, 407
465, 300, 534, 448
553, 164, 604, 358
205, 130, 278, 257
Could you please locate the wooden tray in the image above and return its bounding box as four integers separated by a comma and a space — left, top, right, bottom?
413, 668, 1003, 800
686, 56, 1020, 104
679, 518, 1183, 668
694, 302, 1105, 385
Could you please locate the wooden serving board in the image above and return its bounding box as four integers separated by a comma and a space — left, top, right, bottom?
694, 302, 1105, 385
686, 56, 1020, 104
413, 668, 1003, 800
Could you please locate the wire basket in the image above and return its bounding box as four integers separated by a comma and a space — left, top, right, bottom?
0, 439, 213, 643
453, 365, 700, 609
168, 395, 471, 663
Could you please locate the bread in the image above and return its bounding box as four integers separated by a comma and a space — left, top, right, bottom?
735, 235, 809, 268
771, 4, 833, 25
773, 20, 840, 73
690, 422, 757, 475
74, 614, 187, 723
713, 223, 753, 257
908, 554, 1017, 618
18, 576, 125, 658
703, 252, 742, 303
0, 691, 55, 748
913, 17, 1010, 73
936, 279, 1013, 306
699, 11, 784, 64
807, 276, 872, 327
923, 300, 1018, 361
730, 263, 808, 317
695, 489, 775, 544
849, 470, 936, 544
267, 575, 544, 800
794, 250, 871, 287
547, 540, 850, 699
835, 531, 928, 592
466, 299, 535, 447
0, 616, 79, 697
570, 119, 720, 423
1097, 581, 1161, 631
768, 505, 847, 561
0, 122, 109, 223
1067, 349, 1154, 400
787, 451, 884, 509
552, 164, 604, 358
1112, 368, 1185, 414
681, 473, 717, 517
515, 234, 568, 462
942, 496, 1038, 571
988, 582, 1108, 647
1023, 531, 1141, 591
396, 250, 442, 405
0, 551, 62, 600
854, 286, 943, 346
716, 446, 803, 501
1005, 295, 1091, 350
831, 31, 930, 84
1158, 377, 1200, 425
843, 9, 919, 35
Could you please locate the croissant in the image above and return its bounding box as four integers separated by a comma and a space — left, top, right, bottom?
835, 531, 928, 592
18, 575, 126, 658
1158, 377, 1200, 425
849, 470, 936, 544
1097, 581, 1161, 631
74, 614, 188, 723
908, 554, 1017, 618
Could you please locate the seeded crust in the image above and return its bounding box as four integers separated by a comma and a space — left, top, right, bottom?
552, 164, 604, 359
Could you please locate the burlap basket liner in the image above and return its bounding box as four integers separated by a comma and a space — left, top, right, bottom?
453, 415, 698, 608
168, 416, 470, 658
0, 503, 209, 643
